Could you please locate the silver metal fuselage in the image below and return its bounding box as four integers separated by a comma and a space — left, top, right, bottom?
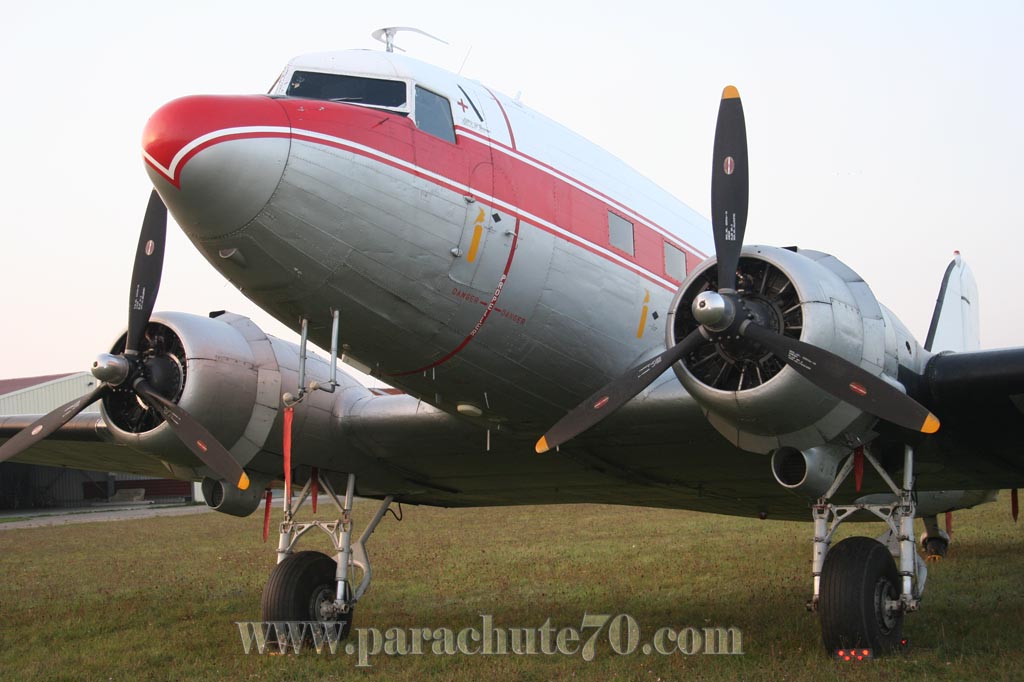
143, 50, 713, 434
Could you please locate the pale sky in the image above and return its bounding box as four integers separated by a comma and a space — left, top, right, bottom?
1, 1, 1021, 379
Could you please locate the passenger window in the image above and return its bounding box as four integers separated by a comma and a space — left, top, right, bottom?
415, 86, 456, 143
608, 212, 634, 255
664, 243, 687, 281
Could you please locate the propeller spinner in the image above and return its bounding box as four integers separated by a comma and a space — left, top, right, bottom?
536, 86, 939, 454
0, 191, 250, 490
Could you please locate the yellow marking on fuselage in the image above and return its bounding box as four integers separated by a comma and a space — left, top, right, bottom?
636, 290, 651, 338
467, 208, 486, 263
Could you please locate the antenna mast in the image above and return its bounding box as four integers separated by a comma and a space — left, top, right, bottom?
371, 27, 448, 53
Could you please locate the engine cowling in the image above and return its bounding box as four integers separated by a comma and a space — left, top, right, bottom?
666, 245, 904, 453
100, 311, 284, 470
94, 310, 372, 515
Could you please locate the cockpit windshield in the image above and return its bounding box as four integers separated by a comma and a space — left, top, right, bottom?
286, 71, 407, 109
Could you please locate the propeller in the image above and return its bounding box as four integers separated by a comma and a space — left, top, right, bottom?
536, 328, 705, 454
711, 86, 748, 293
536, 86, 939, 454
0, 190, 250, 490
126, 191, 167, 355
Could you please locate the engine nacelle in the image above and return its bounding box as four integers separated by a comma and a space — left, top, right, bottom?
100, 311, 282, 470
667, 246, 915, 453
96, 311, 351, 502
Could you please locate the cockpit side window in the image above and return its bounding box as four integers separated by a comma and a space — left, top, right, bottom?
414, 86, 456, 144
287, 71, 407, 108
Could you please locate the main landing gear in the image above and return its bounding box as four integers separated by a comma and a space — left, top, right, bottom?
261, 311, 396, 638
261, 470, 394, 639
808, 445, 925, 654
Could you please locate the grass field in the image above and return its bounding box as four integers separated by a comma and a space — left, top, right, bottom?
1, 494, 1022, 681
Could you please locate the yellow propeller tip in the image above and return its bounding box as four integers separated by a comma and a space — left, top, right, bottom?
535, 436, 549, 454
722, 85, 740, 100
922, 414, 941, 434
238, 472, 251, 490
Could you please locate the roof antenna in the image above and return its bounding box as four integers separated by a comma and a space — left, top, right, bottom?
458, 45, 474, 75
371, 27, 448, 53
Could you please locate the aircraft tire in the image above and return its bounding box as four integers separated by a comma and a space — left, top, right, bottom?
261, 550, 353, 639
819, 536, 903, 654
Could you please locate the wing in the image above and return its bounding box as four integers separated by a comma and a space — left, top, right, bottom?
342, 373, 806, 515
8, 366, 1022, 519
342, 373, 1018, 518
0, 413, 196, 479
911, 347, 1024, 479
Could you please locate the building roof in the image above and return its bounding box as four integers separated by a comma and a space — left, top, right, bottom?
0, 373, 76, 397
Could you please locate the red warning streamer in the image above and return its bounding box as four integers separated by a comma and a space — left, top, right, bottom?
283, 406, 294, 510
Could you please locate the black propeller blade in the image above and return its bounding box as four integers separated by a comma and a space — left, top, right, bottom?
0, 383, 109, 463
0, 191, 251, 488
126, 190, 167, 355
710, 86, 748, 292
136, 381, 251, 490
739, 323, 939, 433
536, 84, 939, 453
536, 328, 705, 453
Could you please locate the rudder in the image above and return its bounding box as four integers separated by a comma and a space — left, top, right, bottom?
925, 252, 979, 353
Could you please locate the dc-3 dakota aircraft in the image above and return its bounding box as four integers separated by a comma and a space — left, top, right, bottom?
3, 27, 1023, 656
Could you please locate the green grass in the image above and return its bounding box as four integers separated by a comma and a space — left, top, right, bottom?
1, 494, 1022, 681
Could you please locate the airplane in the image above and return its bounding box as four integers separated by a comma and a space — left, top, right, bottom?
2, 26, 1023, 656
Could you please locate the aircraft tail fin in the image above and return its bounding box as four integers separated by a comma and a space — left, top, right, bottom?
925, 252, 980, 353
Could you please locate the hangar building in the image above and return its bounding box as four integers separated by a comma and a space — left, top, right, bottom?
0, 373, 192, 509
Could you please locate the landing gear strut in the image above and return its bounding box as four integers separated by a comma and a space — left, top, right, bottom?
261, 470, 394, 638
808, 445, 925, 653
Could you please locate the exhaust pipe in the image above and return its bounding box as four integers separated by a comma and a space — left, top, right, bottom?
202, 473, 269, 517
771, 445, 845, 498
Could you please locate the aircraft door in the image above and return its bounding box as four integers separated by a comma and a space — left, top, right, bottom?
448, 84, 515, 293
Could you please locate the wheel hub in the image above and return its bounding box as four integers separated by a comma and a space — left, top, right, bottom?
876, 580, 900, 632
312, 585, 339, 621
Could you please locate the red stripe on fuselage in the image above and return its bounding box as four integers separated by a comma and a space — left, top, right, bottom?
288, 101, 695, 281
459, 127, 707, 260
149, 97, 704, 287
272, 99, 704, 282
150, 97, 706, 372
288, 129, 675, 291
